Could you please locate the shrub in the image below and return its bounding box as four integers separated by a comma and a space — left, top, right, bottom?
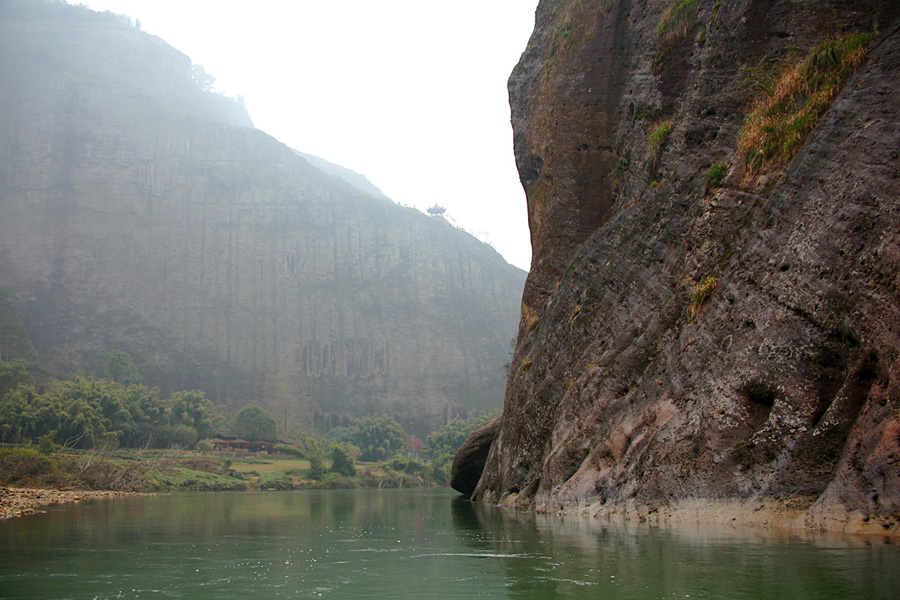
306, 455, 327, 480
329, 444, 356, 477
38, 431, 61, 454
705, 163, 728, 192
274, 443, 305, 457
387, 457, 428, 475
738, 32, 871, 172
0, 447, 55, 483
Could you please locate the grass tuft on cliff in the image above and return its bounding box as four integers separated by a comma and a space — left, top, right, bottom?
705, 163, 729, 193
648, 120, 674, 162
738, 32, 872, 173
687, 275, 718, 322
657, 0, 699, 45
655, 0, 699, 64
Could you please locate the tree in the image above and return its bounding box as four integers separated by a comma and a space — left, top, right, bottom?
304, 437, 326, 480
172, 425, 199, 447
0, 371, 226, 450
425, 412, 493, 458
0, 378, 126, 449
425, 412, 494, 485
191, 64, 216, 92
0, 359, 33, 397
329, 443, 356, 476
350, 414, 406, 462
103, 350, 142, 386
168, 390, 217, 439
233, 406, 277, 442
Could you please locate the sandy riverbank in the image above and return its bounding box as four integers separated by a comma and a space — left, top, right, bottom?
0, 487, 145, 519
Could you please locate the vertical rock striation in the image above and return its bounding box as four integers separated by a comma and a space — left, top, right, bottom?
0, 8, 526, 432
473, 0, 900, 535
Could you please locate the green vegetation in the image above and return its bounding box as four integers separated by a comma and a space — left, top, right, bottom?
301, 437, 327, 479
655, 0, 699, 65
0, 290, 491, 492
0, 359, 33, 398
738, 33, 872, 173
350, 414, 406, 462
688, 275, 718, 322
657, 0, 700, 45
274, 443, 304, 457
705, 163, 729, 192
648, 120, 674, 161
329, 444, 356, 477
0, 376, 224, 449
0, 446, 245, 492
102, 350, 142, 386
0, 279, 493, 493
233, 405, 278, 442
0, 410, 495, 492
424, 412, 494, 485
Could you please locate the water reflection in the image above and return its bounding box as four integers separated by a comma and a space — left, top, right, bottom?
451, 496, 900, 599
0, 490, 897, 599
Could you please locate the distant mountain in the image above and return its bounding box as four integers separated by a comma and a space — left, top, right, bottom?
0, 1, 526, 435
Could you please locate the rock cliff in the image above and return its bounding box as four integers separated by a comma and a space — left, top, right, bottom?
472, 0, 900, 535
0, 4, 526, 433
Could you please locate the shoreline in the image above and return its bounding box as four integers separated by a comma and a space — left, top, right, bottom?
551, 498, 900, 539
489, 492, 900, 539
0, 487, 147, 520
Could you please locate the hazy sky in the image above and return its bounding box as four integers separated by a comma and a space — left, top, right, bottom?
80, 1, 539, 270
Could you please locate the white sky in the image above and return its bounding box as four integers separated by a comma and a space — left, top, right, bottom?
80, 0, 538, 270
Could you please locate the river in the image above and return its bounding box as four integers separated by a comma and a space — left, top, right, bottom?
1, 489, 897, 599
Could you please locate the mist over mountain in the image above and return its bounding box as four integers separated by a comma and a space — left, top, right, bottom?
293, 151, 390, 202
0, 1, 526, 435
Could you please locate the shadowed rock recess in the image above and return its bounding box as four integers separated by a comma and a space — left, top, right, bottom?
0, 6, 526, 432
469, 0, 900, 535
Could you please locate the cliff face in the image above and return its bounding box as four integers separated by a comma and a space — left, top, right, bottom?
474, 0, 900, 534
0, 9, 526, 433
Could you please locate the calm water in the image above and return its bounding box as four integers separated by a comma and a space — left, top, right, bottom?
1, 489, 898, 599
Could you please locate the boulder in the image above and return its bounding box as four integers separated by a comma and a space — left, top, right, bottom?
450, 416, 500, 497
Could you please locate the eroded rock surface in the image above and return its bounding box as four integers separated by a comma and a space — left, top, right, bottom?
471, 0, 900, 535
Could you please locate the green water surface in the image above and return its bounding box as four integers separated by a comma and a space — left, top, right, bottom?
1, 489, 897, 599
